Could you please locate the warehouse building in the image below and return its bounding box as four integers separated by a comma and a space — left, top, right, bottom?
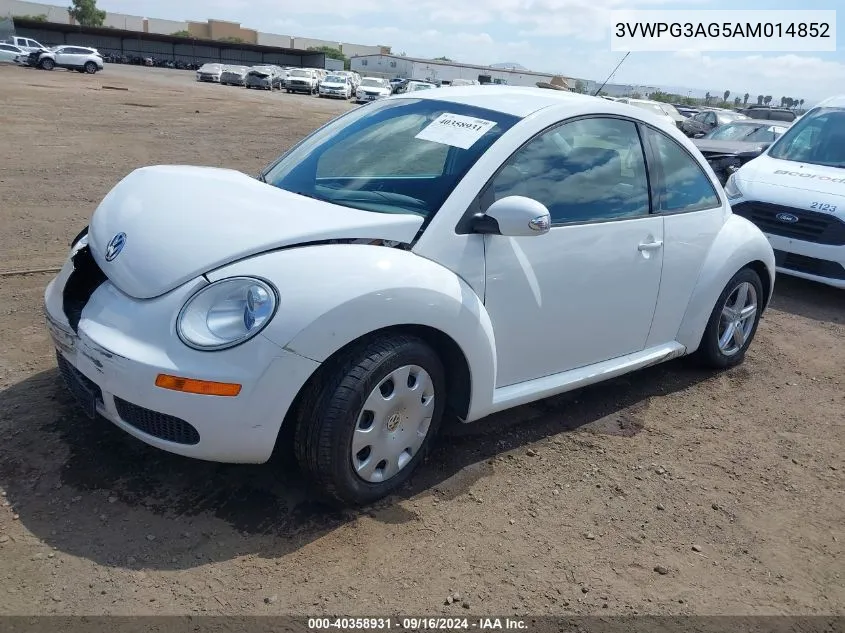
350, 54, 571, 88
0, 0, 389, 57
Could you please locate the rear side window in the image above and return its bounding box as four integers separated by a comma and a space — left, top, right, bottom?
646, 128, 721, 213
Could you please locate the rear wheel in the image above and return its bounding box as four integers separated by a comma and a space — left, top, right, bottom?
695, 268, 764, 369
84, 61, 97, 74
294, 334, 446, 506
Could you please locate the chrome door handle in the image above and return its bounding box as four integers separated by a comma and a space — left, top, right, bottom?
638, 240, 663, 251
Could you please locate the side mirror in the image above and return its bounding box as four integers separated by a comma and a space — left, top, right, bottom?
471, 196, 551, 237
694, 132, 705, 138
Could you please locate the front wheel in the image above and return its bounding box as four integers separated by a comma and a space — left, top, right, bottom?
695, 267, 764, 369
39, 57, 55, 70
294, 334, 446, 506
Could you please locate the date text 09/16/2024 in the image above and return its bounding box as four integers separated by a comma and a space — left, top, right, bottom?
307, 618, 528, 630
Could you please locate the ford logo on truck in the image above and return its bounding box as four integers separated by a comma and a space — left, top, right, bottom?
776, 213, 799, 223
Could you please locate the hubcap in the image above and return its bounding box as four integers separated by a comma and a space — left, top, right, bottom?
351, 365, 435, 483
717, 281, 758, 356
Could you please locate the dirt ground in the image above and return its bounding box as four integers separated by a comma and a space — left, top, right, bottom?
0, 63, 843, 617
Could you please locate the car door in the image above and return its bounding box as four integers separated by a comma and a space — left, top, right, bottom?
684, 112, 703, 136
54, 46, 76, 66
481, 116, 664, 387
638, 126, 726, 347
0, 44, 18, 62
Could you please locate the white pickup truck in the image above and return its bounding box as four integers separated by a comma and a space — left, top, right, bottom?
286, 68, 319, 95
2, 35, 47, 53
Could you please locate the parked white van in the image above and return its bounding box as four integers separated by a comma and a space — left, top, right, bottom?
726, 95, 845, 289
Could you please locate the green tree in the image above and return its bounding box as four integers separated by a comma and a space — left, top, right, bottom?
574, 79, 587, 94
171, 30, 191, 37
756, 94, 764, 105
630, 91, 642, 99
743, 92, 749, 105
307, 45, 350, 70
68, 0, 106, 27
734, 96, 741, 106
798, 98, 804, 110
723, 89, 730, 103
14, 13, 48, 21
219, 36, 244, 43
433, 56, 452, 61
764, 95, 772, 105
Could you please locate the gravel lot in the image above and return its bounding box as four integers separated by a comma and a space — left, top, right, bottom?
0, 63, 843, 617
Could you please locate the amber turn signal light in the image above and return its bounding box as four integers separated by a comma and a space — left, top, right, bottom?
154, 374, 241, 397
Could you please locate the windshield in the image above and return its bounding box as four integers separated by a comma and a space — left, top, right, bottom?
290, 69, 310, 77
707, 122, 786, 142
262, 98, 519, 218
325, 75, 345, 83
767, 107, 845, 168
361, 78, 385, 88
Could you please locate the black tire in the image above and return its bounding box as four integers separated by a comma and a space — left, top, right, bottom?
84, 62, 97, 74
40, 58, 55, 71
294, 334, 447, 506
695, 267, 764, 369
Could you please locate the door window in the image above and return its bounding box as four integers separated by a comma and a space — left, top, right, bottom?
645, 127, 721, 213
486, 117, 651, 224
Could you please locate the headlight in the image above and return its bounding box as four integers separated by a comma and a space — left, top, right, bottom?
723, 173, 743, 200
177, 277, 278, 351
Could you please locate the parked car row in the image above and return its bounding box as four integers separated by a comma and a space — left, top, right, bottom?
195, 63, 365, 97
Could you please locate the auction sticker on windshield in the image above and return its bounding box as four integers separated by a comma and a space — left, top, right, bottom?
415, 113, 497, 149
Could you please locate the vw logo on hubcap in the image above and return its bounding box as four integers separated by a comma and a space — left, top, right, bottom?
386, 412, 402, 432
104, 232, 126, 261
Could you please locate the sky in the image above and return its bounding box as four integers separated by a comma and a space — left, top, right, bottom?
89, 0, 843, 104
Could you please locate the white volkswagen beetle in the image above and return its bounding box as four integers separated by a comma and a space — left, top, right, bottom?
44, 87, 775, 506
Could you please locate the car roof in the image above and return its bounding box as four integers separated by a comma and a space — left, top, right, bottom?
392, 85, 613, 118
814, 95, 845, 109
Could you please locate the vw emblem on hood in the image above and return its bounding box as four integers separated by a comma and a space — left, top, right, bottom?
104, 232, 126, 261
775, 213, 799, 224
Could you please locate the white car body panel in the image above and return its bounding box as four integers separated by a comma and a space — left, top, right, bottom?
44, 85, 776, 464
0, 43, 25, 63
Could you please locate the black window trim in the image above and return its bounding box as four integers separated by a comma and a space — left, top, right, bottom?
456, 113, 658, 234
639, 121, 724, 216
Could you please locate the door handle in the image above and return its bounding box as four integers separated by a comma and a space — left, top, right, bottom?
638, 240, 663, 251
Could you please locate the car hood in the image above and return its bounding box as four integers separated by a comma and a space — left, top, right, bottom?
693, 139, 768, 156
361, 85, 390, 93
322, 82, 346, 88
87, 165, 425, 299
736, 154, 845, 195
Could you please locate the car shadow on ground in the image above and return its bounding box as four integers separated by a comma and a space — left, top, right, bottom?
0, 355, 719, 571
768, 275, 845, 323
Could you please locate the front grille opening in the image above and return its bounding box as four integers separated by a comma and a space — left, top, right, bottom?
732, 201, 845, 246
62, 245, 107, 333
56, 352, 103, 406
114, 397, 201, 445
774, 249, 845, 280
